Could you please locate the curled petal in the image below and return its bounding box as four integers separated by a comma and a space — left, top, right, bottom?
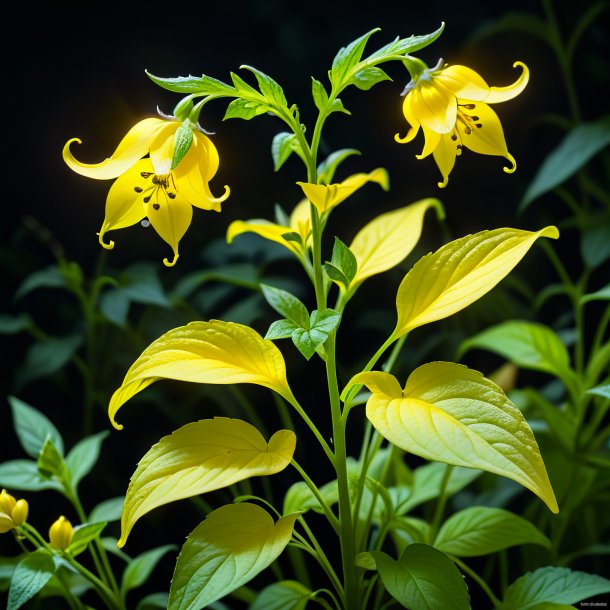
98, 160, 149, 248
63, 118, 169, 180
435, 65, 490, 101
416, 127, 441, 160
432, 133, 459, 188
503, 153, 517, 174
145, 190, 193, 267
485, 62, 529, 104
395, 93, 421, 144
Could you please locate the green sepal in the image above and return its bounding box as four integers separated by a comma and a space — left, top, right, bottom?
173, 96, 195, 121
171, 123, 194, 170
37, 438, 66, 481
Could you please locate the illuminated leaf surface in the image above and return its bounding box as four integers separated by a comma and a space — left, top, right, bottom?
394, 226, 558, 337
108, 320, 294, 429
168, 503, 298, 610
354, 363, 558, 513
120, 418, 295, 546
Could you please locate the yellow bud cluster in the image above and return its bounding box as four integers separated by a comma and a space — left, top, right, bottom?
49, 515, 74, 550
0, 489, 29, 533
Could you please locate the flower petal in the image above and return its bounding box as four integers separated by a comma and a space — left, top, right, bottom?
435, 65, 490, 101
485, 62, 529, 104
98, 160, 149, 249
226, 220, 301, 256
416, 127, 441, 159
149, 123, 180, 175
63, 118, 168, 180
145, 189, 193, 267
395, 93, 421, 144
411, 80, 457, 134
289, 198, 312, 246
432, 131, 459, 188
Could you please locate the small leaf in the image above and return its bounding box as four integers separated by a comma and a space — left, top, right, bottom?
0, 314, 32, 334
311, 78, 329, 111
520, 117, 610, 210
349, 199, 443, 289
119, 418, 295, 546
316, 149, 361, 185
271, 132, 298, 171
65, 431, 109, 489
168, 503, 298, 610
503, 566, 610, 609
146, 72, 235, 95
37, 438, 65, 480
89, 497, 125, 524
120, 263, 170, 307
100, 288, 130, 327
434, 506, 550, 557
581, 222, 610, 270
330, 28, 380, 89
581, 283, 610, 304
291, 327, 327, 360
250, 580, 313, 610
371, 545, 470, 610
587, 384, 610, 399
137, 592, 170, 610
15, 265, 67, 301
354, 363, 558, 513
8, 396, 64, 459
240, 65, 288, 109
68, 522, 108, 556
7, 550, 56, 610
265, 319, 299, 340
0, 460, 63, 492
459, 320, 573, 379
108, 320, 295, 430
393, 226, 558, 338
283, 480, 339, 515
260, 285, 309, 328
122, 545, 176, 597
224, 98, 269, 121
327, 237, 358, 286
349, 66, 392, 90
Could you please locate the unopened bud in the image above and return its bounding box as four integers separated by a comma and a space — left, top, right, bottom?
49, 516, 74, 550
11, 499, 29, 527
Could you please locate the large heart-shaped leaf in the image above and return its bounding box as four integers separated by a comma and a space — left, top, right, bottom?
393, 226, 558, 338
119, 418, 295, 546
108, 320, 294, 429
352, 362, 558, 513
168, 503, 298, 610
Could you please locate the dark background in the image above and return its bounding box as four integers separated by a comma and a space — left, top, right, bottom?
2, 1, 609, 607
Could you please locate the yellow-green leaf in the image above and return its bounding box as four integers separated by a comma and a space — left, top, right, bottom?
119, 418, 296, 547
109, 320, 294, 429
349, 199, 443, 288
168, 503, 299, 610
353, 362, 558, 513
393, 226, 558, 338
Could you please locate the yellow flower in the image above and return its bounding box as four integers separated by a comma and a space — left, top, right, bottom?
49, 515, 74, 550
0, 490, 29, 533
395, 59, 529, 187
63, 117, 230, 266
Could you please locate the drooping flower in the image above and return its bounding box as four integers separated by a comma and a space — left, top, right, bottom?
63, 117, 230, 266
49, 515, 74, 550
0, 490, 29, 533
395, 58, 529, 187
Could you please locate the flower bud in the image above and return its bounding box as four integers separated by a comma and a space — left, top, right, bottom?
0, 513, 14, 534
0, 489, 16, 515
11, 499, 29, 527
49, 516, 74, 550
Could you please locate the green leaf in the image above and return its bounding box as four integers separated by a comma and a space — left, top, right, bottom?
0, 460, 63, 492
581, 283, 610, 304
520, 117, 610, 211
37, 438, 66, 480
68, 522, 108, 556
327, 237, 357, 285
260, 284, 309, 328
265, 319, 299, 340
587, 384, 610, 399
65, 431, 109, 489
371, 545, 470, 610
171, 124, 194, 170
283, 480, 339, 515
89, 497, 125, 524
468, 11, 551, 46
316, 148, 361, 185
271, 132, 298, 171
330, 28, 380, 89
7, 550, 56, 610
137, 592, 170, 610
311, 78, 329, 111
224, 98, 270, 121
310, 309, 341, 334
581, 222, 610, 270
290, 309, 340, 360
368, 23, 445, 58
146, 71, 235, 95
459, 320, 573, 378
349, 66, 391, 90
168, 503, 298, 610
119, 418, 295, 546
0, 314, 32, 334
434, 507, 550, 557
120, 263, 170, 307
122, 545, 176, 597
353, 363, 559, 513
17, 335, 83, 387
8, 396, 64, 459
502, 566, 610, 609
240, 65, 288, 109
100, 288, 130, 327
393, 227, 558, 338
15, 265, 67, 300
250, 580, 313, 610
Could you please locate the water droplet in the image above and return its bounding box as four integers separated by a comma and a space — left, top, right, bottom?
141, 219, 150, 228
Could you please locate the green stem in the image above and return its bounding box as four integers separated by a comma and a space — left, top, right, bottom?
428, 464, 454, 542
449, 555, 502, 608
